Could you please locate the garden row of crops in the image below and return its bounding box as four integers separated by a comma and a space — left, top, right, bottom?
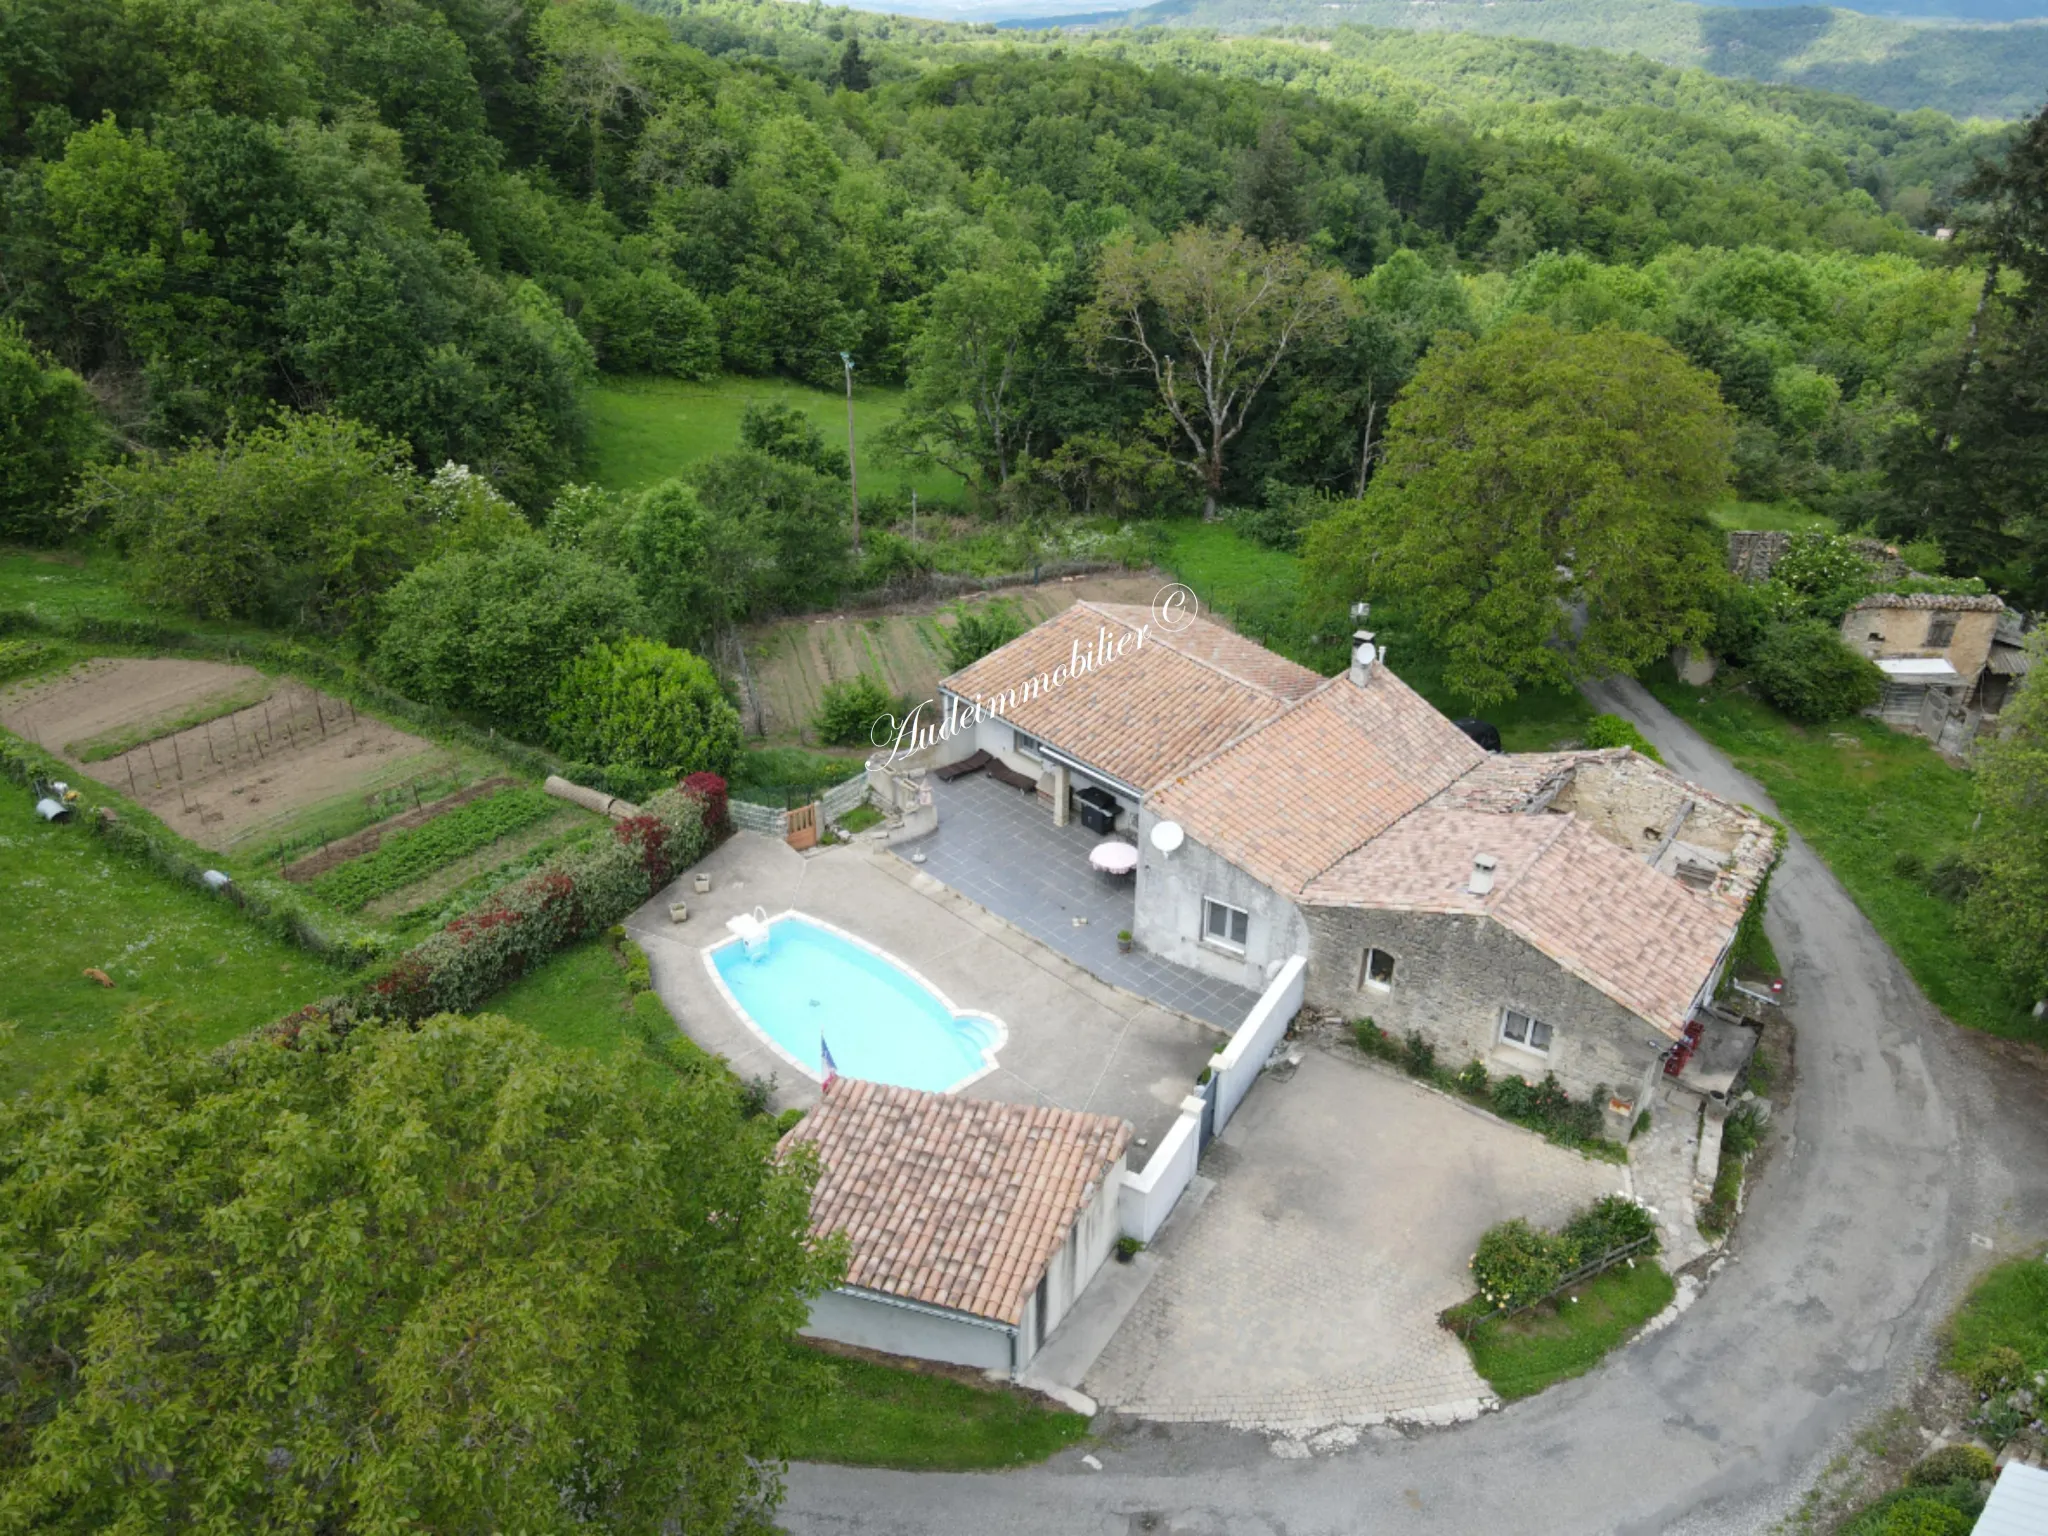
314, 789, 559, 911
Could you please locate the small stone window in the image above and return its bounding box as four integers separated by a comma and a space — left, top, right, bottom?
1360, 947, 1396, 992
1501, 1007, 1554, 1054
1926, 614, 1958, 648
1013, 729, 1043, 760
1202, 897, 1249, 953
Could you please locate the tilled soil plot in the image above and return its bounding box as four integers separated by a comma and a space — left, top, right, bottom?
2, 658, 444, 853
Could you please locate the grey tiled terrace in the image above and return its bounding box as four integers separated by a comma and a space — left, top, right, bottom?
900, 772, 1262, 1029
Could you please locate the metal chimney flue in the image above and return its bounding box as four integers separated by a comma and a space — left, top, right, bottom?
1467, 853, 1499, 896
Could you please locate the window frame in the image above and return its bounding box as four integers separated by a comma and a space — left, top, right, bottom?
1360, 946, 1396, 992
1925, 613, 1958, 649
1202, 897, 1250, 954
1500, 1007, 1554, 1055
1012, 728, 1043, 761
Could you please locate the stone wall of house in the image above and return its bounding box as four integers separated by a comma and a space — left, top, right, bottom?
1301, 904, 1673, 1113
1727, 530, 1908, 585
1841, 606, 2001, 682
1554, 753, 1750, 860
1134, 806, 1308, 992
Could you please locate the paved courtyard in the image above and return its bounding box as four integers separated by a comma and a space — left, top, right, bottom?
1084, 1047, 1629, 1430
626, 831, 1225, 1147
902, 772, 1263, 1028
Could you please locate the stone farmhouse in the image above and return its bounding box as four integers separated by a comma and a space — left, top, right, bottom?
917, 601, 1775, 1118
1838, 591, 2018, 749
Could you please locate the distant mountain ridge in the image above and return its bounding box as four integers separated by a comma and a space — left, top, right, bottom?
994, 0, 2048, 118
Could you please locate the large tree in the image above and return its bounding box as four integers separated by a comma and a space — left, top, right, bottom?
0, 320, 102, 542
374, 538, 646, 738
549, 636, 743, 783
884, 251, 1046, 489
0, 1011, 842, 1534
79, 410, 426, 632
1878, 104, 2048, 607
1080, 226, 1352, 519
1304, 318, 1734, 706
1967, 632, 2048, 1005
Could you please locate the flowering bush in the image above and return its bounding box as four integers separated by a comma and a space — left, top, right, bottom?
681, 772, 729, 838
1471, 1220, 1572, 1312
355, 785, 709, 1022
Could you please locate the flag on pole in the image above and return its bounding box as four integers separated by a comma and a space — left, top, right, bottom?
820, 1034, 839, 1087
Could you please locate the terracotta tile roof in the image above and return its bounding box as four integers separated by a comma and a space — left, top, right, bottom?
780, 1079, 1132, 1326
1146, 669, 1488, 896
940, 602, 1320, 791
1850, 592, 2005, 612
1304, 808, 1738, 1039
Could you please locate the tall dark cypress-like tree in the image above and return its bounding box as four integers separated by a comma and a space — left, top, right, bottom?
833, 35, 872, 93
1879, 104, 2048, 606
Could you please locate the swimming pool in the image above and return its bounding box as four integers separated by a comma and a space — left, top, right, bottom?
705, 913, 1004, 1093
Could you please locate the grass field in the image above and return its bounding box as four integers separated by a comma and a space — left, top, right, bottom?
1707, 501, 1836, 535
585, 374, 964, 505
0, 815, 340, 1094
788, 1350, 1089, 1470
1159, 523, 1596, 751
0, 547, 157, 623
1945, 1248, 2048, 1381
487, 933, 646, 1058
1646, 671, 2037, 1044
1463, 1259, 1677, 1400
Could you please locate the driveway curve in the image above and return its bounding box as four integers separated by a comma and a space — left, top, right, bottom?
781, 677, 2048, 1536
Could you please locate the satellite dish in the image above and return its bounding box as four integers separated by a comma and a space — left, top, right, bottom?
1150, 820, 1185, 856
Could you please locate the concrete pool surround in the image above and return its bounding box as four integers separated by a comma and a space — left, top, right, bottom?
702, 909, 1009, 1094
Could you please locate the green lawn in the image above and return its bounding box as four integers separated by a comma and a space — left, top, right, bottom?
0, 815, 341, 1095
1706, 500, 1836, 534
584, 374, 964, 505
1945, 1249, 2048, 1380
0, 547, 151, 622
486, 933, 642, 1058
1646, 672, 2037, 1044
1159, 522, 1595, 750
787, 1349, 1089, 1470
1463, 1259, 1677, 1400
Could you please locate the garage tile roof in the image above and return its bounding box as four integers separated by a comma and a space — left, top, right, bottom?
1304, 807, 1738, 1040
1146, 669, 1488, 897
940, 602, 1320, 792
780, 1079, 1132, 1326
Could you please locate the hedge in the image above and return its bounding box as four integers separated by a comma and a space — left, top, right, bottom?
275, 784, 713, 1036
1467, 1195, 1659, 1314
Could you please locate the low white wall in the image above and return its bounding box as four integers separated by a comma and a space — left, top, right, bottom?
729, 800, 787, 837
821, 775, 870, 820
802, 1289, 1014, 1374
1118, 1095, 1205, 1244
1209, 954, 1307, 1133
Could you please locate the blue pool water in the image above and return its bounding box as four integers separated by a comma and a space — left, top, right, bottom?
710, 915, 1001, 1093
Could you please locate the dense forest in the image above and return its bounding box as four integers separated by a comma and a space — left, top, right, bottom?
0, 0, 2042, 623
1048, 0, 2048, 121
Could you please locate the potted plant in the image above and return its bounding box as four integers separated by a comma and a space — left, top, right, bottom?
1117, 929, 1133, 954
1115, 1236, 1144, 1264
694, 873, 712, 894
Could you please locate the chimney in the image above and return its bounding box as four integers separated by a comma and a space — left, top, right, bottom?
1350, 630, 1380, 686
1467, 853, 1498, 896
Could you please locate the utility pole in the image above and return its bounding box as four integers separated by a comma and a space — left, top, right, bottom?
840, 351, 861, 555
910, 488, 917, 543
